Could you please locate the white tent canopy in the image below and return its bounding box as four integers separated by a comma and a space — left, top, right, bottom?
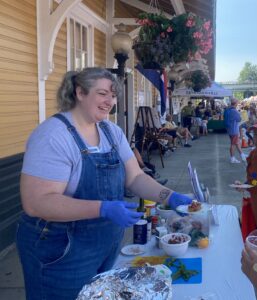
172, 82, 232, 98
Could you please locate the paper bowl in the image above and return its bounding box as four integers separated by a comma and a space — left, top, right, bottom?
156, 204, 176, 219
161, 233, 191, 257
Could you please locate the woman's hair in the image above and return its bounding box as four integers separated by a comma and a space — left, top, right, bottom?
57, 67, 121, 111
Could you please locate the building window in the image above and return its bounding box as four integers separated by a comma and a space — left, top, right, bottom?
70, 18, 88, 71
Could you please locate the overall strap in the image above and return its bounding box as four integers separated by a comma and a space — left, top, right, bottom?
99, 121, 117, 150
53, 113, 89, 153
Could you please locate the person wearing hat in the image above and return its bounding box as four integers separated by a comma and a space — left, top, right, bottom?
181, 101, 195, 132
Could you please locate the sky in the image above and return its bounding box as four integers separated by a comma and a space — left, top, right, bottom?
215, 0, 257, 82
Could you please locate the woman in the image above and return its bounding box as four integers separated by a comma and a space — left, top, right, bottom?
235, 125, 257, 237
16, 68, 192, 300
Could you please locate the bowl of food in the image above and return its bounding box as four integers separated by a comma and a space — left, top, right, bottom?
160, 233, 191, 257
156, 204, 176, 219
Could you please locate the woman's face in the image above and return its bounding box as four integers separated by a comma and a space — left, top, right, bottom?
76, 78, 117, 123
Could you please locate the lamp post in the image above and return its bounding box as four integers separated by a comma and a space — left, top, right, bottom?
108, 24, 132, 134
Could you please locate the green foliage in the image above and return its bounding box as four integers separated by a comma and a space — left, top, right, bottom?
185, 70, 211, 92
134, 12, 213, 68
238, 62, 257, 83
234, 91, 244, 100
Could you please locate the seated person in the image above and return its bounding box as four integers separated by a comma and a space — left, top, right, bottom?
161, 114, 195, 148
136, 107, 175, 152
131, 146, 167, 185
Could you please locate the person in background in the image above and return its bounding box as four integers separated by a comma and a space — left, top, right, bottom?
181, 101, 195, 131
162, 114, 195, 148
201, 116, 209, 136
194, 104, 203, 137
16, 67, 192, 300
240, 125, 257, 290
235, 124, 257, 229
246, 106, 257, 147
204, 106, 212, 119
224, 98, 246, 163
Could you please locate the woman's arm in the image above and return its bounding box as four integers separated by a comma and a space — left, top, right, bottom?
124, 157, 172, 204
20, 174, 101, 222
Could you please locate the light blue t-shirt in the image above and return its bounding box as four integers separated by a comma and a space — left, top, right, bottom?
22, 112, 134, 196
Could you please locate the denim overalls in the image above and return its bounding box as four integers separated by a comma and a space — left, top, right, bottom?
16, 114, 125, 300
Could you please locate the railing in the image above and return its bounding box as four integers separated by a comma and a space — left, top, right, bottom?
218, 81, 257, 92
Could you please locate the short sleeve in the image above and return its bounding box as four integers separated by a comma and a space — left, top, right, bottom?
22, 131, 75, 182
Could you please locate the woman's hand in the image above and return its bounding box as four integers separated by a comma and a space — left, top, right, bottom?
100, 201, 143, 227
167, 192, 192, 210
241, 245, 257, 288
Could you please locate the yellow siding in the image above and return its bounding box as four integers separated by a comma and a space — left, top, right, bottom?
0, 0, 38, 158
45, 21, 67, 118
94, 28, 106, 67
82, 0, 106, 19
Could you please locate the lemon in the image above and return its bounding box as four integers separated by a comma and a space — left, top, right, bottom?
197, 237, 209, 248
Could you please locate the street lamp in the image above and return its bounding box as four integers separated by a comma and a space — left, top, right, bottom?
108, 24, 132, 135
110, 23, 132, 78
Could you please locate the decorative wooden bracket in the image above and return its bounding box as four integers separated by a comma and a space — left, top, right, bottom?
37, 0, 81, 80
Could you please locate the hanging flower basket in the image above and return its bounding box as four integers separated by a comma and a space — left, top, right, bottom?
133, 12, 173, 69
185, 70, 211, 92
168, 13, 213, 63
133, 39, 173, 69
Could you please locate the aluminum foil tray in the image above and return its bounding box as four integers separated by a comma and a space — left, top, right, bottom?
76, 264, 172, 300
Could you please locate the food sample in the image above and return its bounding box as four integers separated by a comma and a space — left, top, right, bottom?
168, 234, 189, 244
197, 237, 209, 248
188, 200, 202, 212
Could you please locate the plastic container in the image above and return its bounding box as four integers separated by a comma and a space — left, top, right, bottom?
246, 235, 257, 250
144, 200, 156, 217
156, 204, 176, 219
156, 225, 168, 249
161, 233, 191, 257
168, 204, 212, 247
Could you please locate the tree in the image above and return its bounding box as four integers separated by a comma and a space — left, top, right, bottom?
238, 62, 257, 83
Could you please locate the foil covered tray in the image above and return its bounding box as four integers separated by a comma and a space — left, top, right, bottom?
76, 264, 172, 300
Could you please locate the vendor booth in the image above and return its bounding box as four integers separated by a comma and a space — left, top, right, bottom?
172, 82, 232, 132
172, 82, 233, 98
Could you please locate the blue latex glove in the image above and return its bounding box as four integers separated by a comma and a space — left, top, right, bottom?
168, 192, 192, 210
100, 201, 144, 228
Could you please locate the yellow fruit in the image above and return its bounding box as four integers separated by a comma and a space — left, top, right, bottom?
197, 237, 209, 249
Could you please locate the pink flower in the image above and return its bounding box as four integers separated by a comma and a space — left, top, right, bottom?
186, 19, 195, 27
203, 21, 211, 31
160, 32, 166, 38
166, 26, 173, 32
193, 31, 203, 39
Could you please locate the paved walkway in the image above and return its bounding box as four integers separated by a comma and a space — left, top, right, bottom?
0, 132, 250, 300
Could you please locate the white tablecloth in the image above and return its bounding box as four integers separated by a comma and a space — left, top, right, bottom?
114, 205, 256, 300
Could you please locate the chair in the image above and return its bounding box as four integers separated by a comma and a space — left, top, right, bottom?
130, 106, 171, 168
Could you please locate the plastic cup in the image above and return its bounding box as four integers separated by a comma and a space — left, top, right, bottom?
246, 235, 257, 250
